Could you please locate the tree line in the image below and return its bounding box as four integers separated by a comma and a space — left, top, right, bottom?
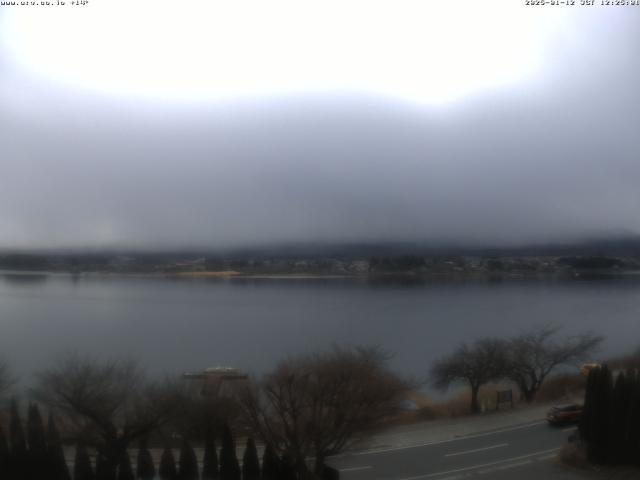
0, 401, 69, 480
0, 331, 604, 478
0, 400, 327, 480
430, 326, 602, 413
0, 347, 407, 479
578, 365, 640, 466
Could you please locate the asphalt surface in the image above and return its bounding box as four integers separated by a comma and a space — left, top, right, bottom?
327, 421, 580, 480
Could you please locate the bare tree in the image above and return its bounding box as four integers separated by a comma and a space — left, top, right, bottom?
431, 338, 508, 414
32, 353, 181, 480
506, 326, 603, 402
166, 388, 240, 442
240, 346, 410, 478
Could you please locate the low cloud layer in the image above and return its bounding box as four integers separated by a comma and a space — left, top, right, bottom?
1, 8, 639, 249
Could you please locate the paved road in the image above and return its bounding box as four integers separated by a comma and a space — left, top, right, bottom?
328, 421, 580, 480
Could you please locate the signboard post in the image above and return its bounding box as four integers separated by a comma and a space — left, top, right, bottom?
496, 389, 514, 410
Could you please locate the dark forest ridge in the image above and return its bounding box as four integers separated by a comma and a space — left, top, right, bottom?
1, 235, 640, 277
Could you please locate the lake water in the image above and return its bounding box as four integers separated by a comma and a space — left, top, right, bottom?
1, 273, 639, 389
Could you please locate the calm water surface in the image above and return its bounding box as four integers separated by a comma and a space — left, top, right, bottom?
1, 273, 639, 387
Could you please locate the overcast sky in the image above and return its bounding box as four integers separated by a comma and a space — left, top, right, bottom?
0, 1, 639, 250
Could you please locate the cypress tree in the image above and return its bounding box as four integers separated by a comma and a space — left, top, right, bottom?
9, 399, 28, 480
10, 399, 27, 454
0, 425, 9, 480
46, 412, 71, 480
590, 365, 613, 464
219, 425, 240, 480
609, 372, 632, 464
73, 444, 95, 480
117, 451, 135, 480
201, 428, 219, 480
241, 438, 260, 480
136, 439, 155, 480
279, 452, 297, 480
627, 369, 640, 466
260, 444, 280, 480
96, 448, 111, 480
158, 447, 178, 480
27, 403, 47, 480
579, 366, 598, 445
27, 403, 47, 452
178, 440, 199, 480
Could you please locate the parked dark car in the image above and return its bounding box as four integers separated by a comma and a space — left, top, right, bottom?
547, 404, 583, 426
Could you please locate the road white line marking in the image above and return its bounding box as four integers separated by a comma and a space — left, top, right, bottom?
395, 447, 561, 480
536, 453, 558, 461
477, 459, 532, 474
445, 443, 508, 457
339, 466, 372, 472
342, 421, 546, 457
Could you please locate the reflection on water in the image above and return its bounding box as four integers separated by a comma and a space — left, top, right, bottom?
2, 273, 48, 285
0, 273, 639, 388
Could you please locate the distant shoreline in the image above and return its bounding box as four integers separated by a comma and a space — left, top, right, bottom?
2, 269, 640, 282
